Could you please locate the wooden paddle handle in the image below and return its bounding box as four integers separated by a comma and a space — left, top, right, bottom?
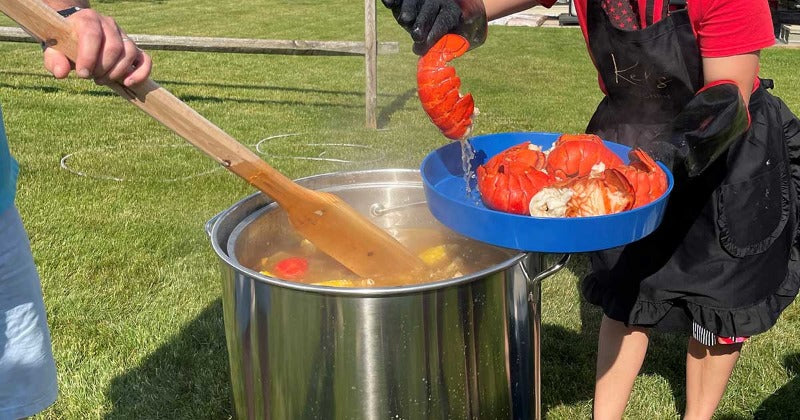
0, 0, 302, 205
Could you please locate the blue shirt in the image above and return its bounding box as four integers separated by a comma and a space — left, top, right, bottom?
0, 106, 19, 213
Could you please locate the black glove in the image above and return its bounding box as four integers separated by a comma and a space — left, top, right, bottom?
642, 81, 751, 177
381, 0, 486, 55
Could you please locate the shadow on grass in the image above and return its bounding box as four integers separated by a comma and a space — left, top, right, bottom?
0, 71, 416, 125
160, 78, 366, 97
541, 256, 688, 416
81, 89, 366, 111
104, 299, 232, 420
0, 81, 59, 94
0, 71, 365, 96
377, 88, 416, 129
0, 78, 395, 114
0, 70, 399, 102
754, 352, 800, 420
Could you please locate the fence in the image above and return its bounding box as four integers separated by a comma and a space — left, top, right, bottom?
0, 1, 397, 128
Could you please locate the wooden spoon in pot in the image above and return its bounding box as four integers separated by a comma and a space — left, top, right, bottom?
0, 0, 428, 280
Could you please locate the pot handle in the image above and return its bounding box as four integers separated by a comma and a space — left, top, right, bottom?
519, 253, 571, 287
533, 253, 570, 284
205, 211, 225, 238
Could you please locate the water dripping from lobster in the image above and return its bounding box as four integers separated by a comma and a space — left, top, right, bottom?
460, 139, 478, 197
417, 34, 480, 197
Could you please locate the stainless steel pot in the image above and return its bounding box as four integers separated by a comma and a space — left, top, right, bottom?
206, 169, 568, 420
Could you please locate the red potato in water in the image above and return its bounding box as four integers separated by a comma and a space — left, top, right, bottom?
274, 257, 309, 280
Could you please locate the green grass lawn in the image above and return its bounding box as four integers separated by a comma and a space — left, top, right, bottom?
1, 1, 799, 419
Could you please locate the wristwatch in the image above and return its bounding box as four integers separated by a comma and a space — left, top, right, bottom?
57, 6, 84, 17
40, 6, 85, 49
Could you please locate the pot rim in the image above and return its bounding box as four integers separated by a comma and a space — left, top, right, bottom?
208, 168, 527, 297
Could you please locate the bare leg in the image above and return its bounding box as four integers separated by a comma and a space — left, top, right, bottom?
593, 315, 650, 420
684, 337, 742, 420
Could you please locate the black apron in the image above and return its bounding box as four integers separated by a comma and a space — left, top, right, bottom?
580, 0, 800, 337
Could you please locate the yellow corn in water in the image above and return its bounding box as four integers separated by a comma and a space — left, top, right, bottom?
312, 279, 356, 287
418, 245, 448, 267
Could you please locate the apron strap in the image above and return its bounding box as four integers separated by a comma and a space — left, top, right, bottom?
645, 0, 670, 26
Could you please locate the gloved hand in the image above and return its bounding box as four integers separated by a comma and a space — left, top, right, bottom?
642, 81, 751, 177
381, 0, 487, 55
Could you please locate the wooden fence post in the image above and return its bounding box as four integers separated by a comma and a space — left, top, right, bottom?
365, 0, 378, 129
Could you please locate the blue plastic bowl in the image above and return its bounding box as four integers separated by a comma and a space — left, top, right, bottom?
420, 132, 674, 252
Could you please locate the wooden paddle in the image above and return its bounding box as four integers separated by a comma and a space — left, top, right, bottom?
0, 0, 428, 279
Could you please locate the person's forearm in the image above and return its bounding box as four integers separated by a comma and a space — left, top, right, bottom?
483, 0, 541, 21
701, 52, 760, 104
42, 0, 90, 10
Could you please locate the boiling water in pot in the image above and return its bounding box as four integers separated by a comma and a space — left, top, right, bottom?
232, 201, 515, 287
251, 226, 512, 287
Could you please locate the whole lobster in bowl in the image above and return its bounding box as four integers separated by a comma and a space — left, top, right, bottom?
477, 134, 669, 217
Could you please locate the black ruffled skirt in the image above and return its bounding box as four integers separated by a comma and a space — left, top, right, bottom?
582, 85, 800, 338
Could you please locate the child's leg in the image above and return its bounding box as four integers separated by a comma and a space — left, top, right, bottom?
684, 334, 743, 420
593, 315, 650, 420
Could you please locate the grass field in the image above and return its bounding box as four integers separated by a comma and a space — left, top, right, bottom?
1, 1, 799, 419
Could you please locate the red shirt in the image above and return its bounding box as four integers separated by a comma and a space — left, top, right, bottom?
562, 0, 776, 57
538, 0, 776, 90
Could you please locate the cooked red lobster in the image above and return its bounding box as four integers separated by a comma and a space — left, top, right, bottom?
477, 134, 668, 217
476, 142, 553, 214
546, 134, 624, 180
417, 34, 476, 141
616, 148, 669, 208
531, 169, 634, 217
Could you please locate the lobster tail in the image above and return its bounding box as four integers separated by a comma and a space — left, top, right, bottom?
476, 142, 552, 214
417, 34, 475, 141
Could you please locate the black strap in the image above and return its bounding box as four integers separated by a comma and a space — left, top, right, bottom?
645, 0, 670, 25
670, 0, 687, 10
57, 6, 84, 18
645, 0, 654, 26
